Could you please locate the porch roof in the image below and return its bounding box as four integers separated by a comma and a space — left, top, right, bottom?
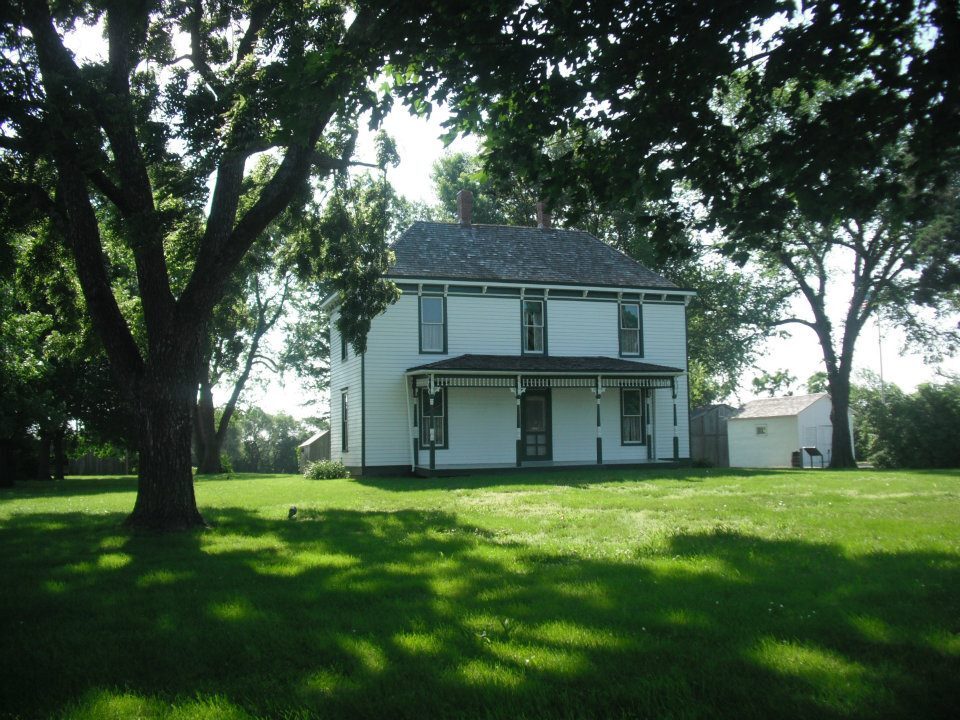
407, 354, 683, 376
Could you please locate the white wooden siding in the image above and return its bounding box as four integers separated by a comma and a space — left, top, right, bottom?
549, 301, 618, 356
447, 296, 520, 355
643, 303, 687, 368
337, 291, 691, 468
328, 308, 363, 467
417, 388, 517, 466
599, 390, 649, 463
552, 389, 599, 462
728, 416, 798, 467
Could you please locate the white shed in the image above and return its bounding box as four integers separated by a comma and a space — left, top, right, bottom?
727, 393, 853, 468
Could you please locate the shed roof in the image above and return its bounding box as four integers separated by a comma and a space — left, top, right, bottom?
387, 221, 678, 290
298, 429, 329, 448
732, 393, 829, 419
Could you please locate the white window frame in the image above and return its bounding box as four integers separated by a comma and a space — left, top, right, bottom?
621, 389, 645, 444
522, 299, 545, 354
420, 296, 445, 353
619, 303, 641, 356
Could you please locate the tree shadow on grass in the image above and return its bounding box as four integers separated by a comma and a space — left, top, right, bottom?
0, 505, 957, 719
0, 475, 139, 500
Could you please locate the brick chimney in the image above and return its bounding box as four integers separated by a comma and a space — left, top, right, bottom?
457, 189, 473, 227
536, 201, 552, 230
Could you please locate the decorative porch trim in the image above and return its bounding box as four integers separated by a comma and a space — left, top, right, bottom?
412, 375, 674, 389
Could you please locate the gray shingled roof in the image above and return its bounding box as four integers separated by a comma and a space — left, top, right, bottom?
387, 221, 678, 289
733, 393, 829, 419
408, 354, 683, 375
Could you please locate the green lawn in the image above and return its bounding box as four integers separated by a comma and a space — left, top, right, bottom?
1, 468, 958, 719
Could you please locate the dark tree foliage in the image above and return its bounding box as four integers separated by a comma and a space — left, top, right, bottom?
853, 378, 960, 469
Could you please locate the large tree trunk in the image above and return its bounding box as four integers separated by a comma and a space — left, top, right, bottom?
52, 424, 67, 480
827, 371, 858, 469
36, 431, 52, 481
125, 371, 206, 531
0, 440, 16, 487
195, 376, 223, 474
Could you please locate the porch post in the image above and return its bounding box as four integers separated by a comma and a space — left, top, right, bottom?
671, 377, 679, 460
429, 374, 437, 470
411, 378, 419, 470
595, 375, 603, 465
515, 375, 523, 467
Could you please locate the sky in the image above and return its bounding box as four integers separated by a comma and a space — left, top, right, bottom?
242, 105, 959, 424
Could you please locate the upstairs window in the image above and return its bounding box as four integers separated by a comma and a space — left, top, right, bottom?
420, 296, 445, 353
522, 300, 545, 354
619, 303, 641, 356
621, 389, 645, 444
340, 331, 347, 362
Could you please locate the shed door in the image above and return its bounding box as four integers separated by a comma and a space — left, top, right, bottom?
818, 425, 833, 461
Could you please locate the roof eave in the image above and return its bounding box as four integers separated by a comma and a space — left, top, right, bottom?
386, 274, 696, 296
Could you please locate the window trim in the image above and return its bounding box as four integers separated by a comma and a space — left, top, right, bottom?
520, 298, 547, 355
620, 388, 646, 446
417, 387, 449, 449
341, 389, 349, 452
618, 302, 643, 357
418, 295, 447, 354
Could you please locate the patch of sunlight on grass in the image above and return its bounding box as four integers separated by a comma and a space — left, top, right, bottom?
96, 552, 132, 570
166, 695, 256, 720
750, 637, 887, 712
453, 658, 525, 688
429, 575, 471, 596
64, 561, 96, 575
98, 535, 127, 550
63, 689, 256, 720
924, 630, 960, 656
62, 689, 165, 720
298, 669, 360, 700
851, 615, 897, 644
137, 569, 192, 588
393, 631, 443, 656
43, 579, 67, 594
525, 621, 627, 650
339, 635, 388, 674
250, 551, 359, 577
201, 532, 284, 555
209, 598, 260, 622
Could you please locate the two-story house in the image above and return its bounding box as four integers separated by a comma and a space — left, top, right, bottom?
323, 191, 693, 476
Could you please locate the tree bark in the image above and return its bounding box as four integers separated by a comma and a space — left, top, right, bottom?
0, 440, 16, 487
195, 375, 223, 474
827, 370, 858, 468
52, 424, 67, 480
125, 369, 206, 531
36, 431, 52, 481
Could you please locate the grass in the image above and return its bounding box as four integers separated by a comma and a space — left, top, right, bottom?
1, 467, 958, 719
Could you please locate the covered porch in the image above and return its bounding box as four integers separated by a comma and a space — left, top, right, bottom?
405, 355, 685, 474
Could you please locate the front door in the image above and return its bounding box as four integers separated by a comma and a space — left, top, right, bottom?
522, 388, 552, 460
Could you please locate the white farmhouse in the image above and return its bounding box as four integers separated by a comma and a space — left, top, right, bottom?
727, 393, 854, 468
323, 192, 694, 476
